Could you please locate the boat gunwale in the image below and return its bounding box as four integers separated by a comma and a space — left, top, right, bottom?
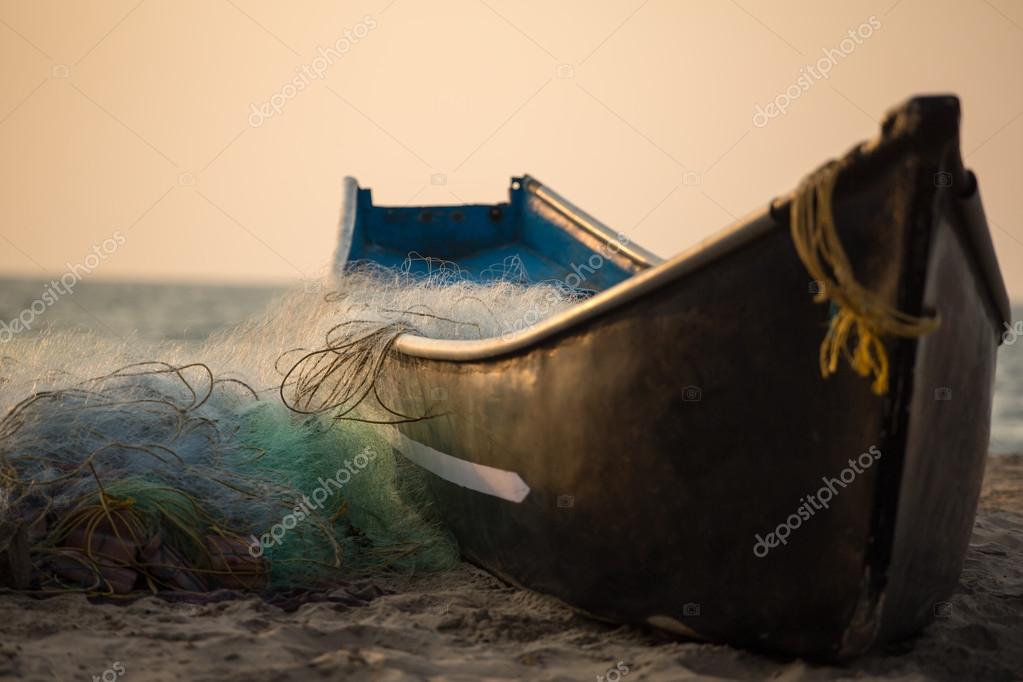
391, 175, 1006, 363
392, 202, 779, 361
336, 98, 1009, 364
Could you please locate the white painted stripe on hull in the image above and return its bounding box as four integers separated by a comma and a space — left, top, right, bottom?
382, 428, 530, 503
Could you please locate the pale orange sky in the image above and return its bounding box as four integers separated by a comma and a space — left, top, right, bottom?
1, 0, 1022, 296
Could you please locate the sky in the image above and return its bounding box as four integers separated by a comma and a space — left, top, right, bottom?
0, 0, 1021, 297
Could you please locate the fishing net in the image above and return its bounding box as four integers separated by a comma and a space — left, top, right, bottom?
0, 256, 585, 595
0, 361, 456, 594
279, 258, 586, 417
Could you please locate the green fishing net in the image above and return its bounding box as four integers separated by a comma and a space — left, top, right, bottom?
232, 402, 458, 586
0, 364, 458, 593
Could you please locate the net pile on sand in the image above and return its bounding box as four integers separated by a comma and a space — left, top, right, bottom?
0, 362, 456, 594
0, 258, 585, 595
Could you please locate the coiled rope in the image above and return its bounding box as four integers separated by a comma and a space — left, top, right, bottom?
790, 160, 940, 395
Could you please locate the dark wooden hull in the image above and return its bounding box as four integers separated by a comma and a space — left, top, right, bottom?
367, 97, 1008, 659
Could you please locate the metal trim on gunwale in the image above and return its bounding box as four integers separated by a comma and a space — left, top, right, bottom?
332, 176, 359, 277
521, 175, 664, 270
349, 172, 1004, 363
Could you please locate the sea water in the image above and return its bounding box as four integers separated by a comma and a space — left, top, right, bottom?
0, 277, 1020, 454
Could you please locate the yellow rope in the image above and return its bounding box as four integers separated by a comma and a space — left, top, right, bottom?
790, 160, 940, 395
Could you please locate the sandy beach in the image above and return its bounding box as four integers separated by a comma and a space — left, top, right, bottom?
1, 455, 1020, 682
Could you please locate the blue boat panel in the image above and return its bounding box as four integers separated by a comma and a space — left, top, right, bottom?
519, 194, 632, 290
343, 177, 635, 291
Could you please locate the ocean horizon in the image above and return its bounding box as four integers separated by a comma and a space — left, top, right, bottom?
1, 275, 1020, 454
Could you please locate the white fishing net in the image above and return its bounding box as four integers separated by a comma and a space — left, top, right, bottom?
0, 257, 587, 593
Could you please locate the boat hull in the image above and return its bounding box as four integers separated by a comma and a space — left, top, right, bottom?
359, 97, 1007, 659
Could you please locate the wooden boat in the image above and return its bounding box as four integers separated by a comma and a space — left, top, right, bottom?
332, 96, 1009, 659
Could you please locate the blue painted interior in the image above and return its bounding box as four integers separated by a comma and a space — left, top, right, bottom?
345, 177, 633, 291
